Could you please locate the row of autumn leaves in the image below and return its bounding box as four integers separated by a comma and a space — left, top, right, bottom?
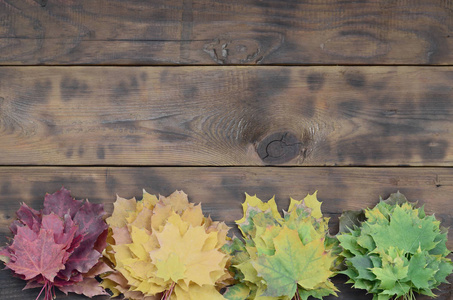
0, 188, 451, 300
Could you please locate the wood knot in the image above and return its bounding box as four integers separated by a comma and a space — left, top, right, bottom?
257, 132, 302, 164
203, 32, 284, 64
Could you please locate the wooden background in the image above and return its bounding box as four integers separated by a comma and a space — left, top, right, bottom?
0, 0, 452, 299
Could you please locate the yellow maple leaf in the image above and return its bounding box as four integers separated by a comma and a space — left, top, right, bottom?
150, 221, 226, 286
102, 190, 231, 300
107, 195, 137, 228
159, 190, 191, 213
142, 189, 159, 208
174, 283, 226, 300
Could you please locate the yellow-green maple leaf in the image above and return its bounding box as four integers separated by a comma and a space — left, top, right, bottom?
225, 193, 338, 300
236, 194, 282, 237
288, 191, 322, 219
253, 226, 335, 297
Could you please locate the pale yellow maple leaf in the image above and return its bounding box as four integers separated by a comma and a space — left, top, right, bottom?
181, 204, 204, 227
150, 220, 226, 287
107, 195, 137, 228
102, 190, 231, 300
174, 283, 225, 300
159, 190, 191, 213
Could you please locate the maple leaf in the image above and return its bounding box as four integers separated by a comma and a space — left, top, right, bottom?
371, 205, 438, 254
337, 192, 453, 300
223, 283, 250, 300
59, 277, 108, 297
43, 188, 82, 218
225, 192, 338, 300
60, 201, 107, 278
8, 226, 67, 281
102, 190, 231, 300
254, 227, 335, 297
0, 187, 109, 300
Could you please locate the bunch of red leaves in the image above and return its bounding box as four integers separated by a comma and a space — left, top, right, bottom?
0, 187, 109, 300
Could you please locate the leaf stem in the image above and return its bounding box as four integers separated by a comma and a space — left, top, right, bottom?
35, 280, 56, 300
161, 282, 176, 300
35, 282, 46, 300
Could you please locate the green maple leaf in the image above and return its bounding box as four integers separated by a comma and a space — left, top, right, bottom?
371, 204, 438, 254
254, 226, 334, 298
371, 263, 408, 291
338, 192, 453, 300
433, 258, 453, 284
337, 233, 364, 257
348, 255, 375, 281
407, 249, 436, 290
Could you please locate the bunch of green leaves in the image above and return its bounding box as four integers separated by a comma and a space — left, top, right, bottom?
337, 192, 453, 300
223, 192, 339, 300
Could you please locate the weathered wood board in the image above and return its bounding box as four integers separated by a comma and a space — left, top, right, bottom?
0, 167, 452, 245
2, 0, 453, 65
1, 66, 453, 166
1, 1, 453, 299
0, 167, 451, 299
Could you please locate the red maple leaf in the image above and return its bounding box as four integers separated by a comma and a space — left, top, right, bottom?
0, 187, 109, 300
8, 226, 67, 281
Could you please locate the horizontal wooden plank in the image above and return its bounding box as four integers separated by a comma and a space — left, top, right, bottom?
2, 0, 453, 65
0, 167, 452, 245
1, 66, 453, 166
0, 167, 452, 299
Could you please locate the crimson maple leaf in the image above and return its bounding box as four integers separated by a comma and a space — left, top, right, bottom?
0, 188, 109, 300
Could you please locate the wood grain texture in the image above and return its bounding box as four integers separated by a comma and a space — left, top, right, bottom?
0, 167, 452, 246
0, 166, 451, 299
1, 66, 452, 166
2, 0, 453, 65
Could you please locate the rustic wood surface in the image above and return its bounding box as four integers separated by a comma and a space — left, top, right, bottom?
1, 66, 453, 166
1, 1, 453, 299
2, 0, 453, 65
1, 167, 452, 247
0, 167, 452, 299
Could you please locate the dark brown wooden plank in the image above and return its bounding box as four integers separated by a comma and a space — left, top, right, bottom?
0, 167, 452, 299
0, 167, 452, 245
2, 0, 453, 65
1, 66, 452, 166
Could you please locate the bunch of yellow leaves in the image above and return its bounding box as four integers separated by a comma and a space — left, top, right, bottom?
101, 190, 232, 300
